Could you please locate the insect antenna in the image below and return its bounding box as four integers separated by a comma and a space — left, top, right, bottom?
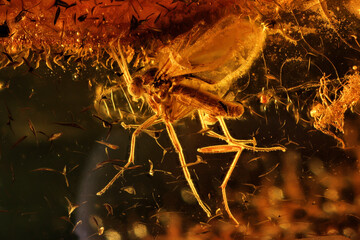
109, 40, 133, 86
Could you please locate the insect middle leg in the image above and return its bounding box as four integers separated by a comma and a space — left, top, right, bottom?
97, 114, 159, 196
164, 119, 212, 218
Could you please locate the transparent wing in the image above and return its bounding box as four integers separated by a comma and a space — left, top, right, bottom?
157, 15, 266, 94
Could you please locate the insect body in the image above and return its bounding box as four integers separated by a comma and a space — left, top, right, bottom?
97, 15, 285, 224
132, 70, 245, 122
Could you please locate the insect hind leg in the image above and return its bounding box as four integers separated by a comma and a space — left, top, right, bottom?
198, 111, 256, 146
198, 112, 285, 224
216, 116, 286, 152
220, 149, 243, 226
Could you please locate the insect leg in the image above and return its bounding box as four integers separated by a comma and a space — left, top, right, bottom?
197, 112, 255, 146
197, 111, 233, 141
220, 149, 243, 226
128, 115, 159, 165
97, 114, 159, 196
109, 40, 133, 86
217, 117, 286, 152
164, 119, 212, 218
197, 143, 243, 225
217, 117, 256, 146
197, 114, 285, 224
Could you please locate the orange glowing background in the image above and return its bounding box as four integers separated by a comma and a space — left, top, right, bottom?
0, 0, 270, 52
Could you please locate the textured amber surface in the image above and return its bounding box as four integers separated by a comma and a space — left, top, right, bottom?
1, 1, 360, 239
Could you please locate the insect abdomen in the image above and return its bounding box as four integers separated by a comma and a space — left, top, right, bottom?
171, 84, 244, 118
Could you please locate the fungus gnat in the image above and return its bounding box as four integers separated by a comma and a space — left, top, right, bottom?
96, 15, 285, 224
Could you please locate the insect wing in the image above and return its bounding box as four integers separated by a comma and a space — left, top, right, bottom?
157, 16, 266, 94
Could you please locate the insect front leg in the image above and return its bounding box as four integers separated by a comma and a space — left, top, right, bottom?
97, 114, 159, 196
128, 115, 159, 165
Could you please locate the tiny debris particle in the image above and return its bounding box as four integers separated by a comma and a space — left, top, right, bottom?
49, 132, 63, 141
95, 140, 119, 150
11, 135, 27, 149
